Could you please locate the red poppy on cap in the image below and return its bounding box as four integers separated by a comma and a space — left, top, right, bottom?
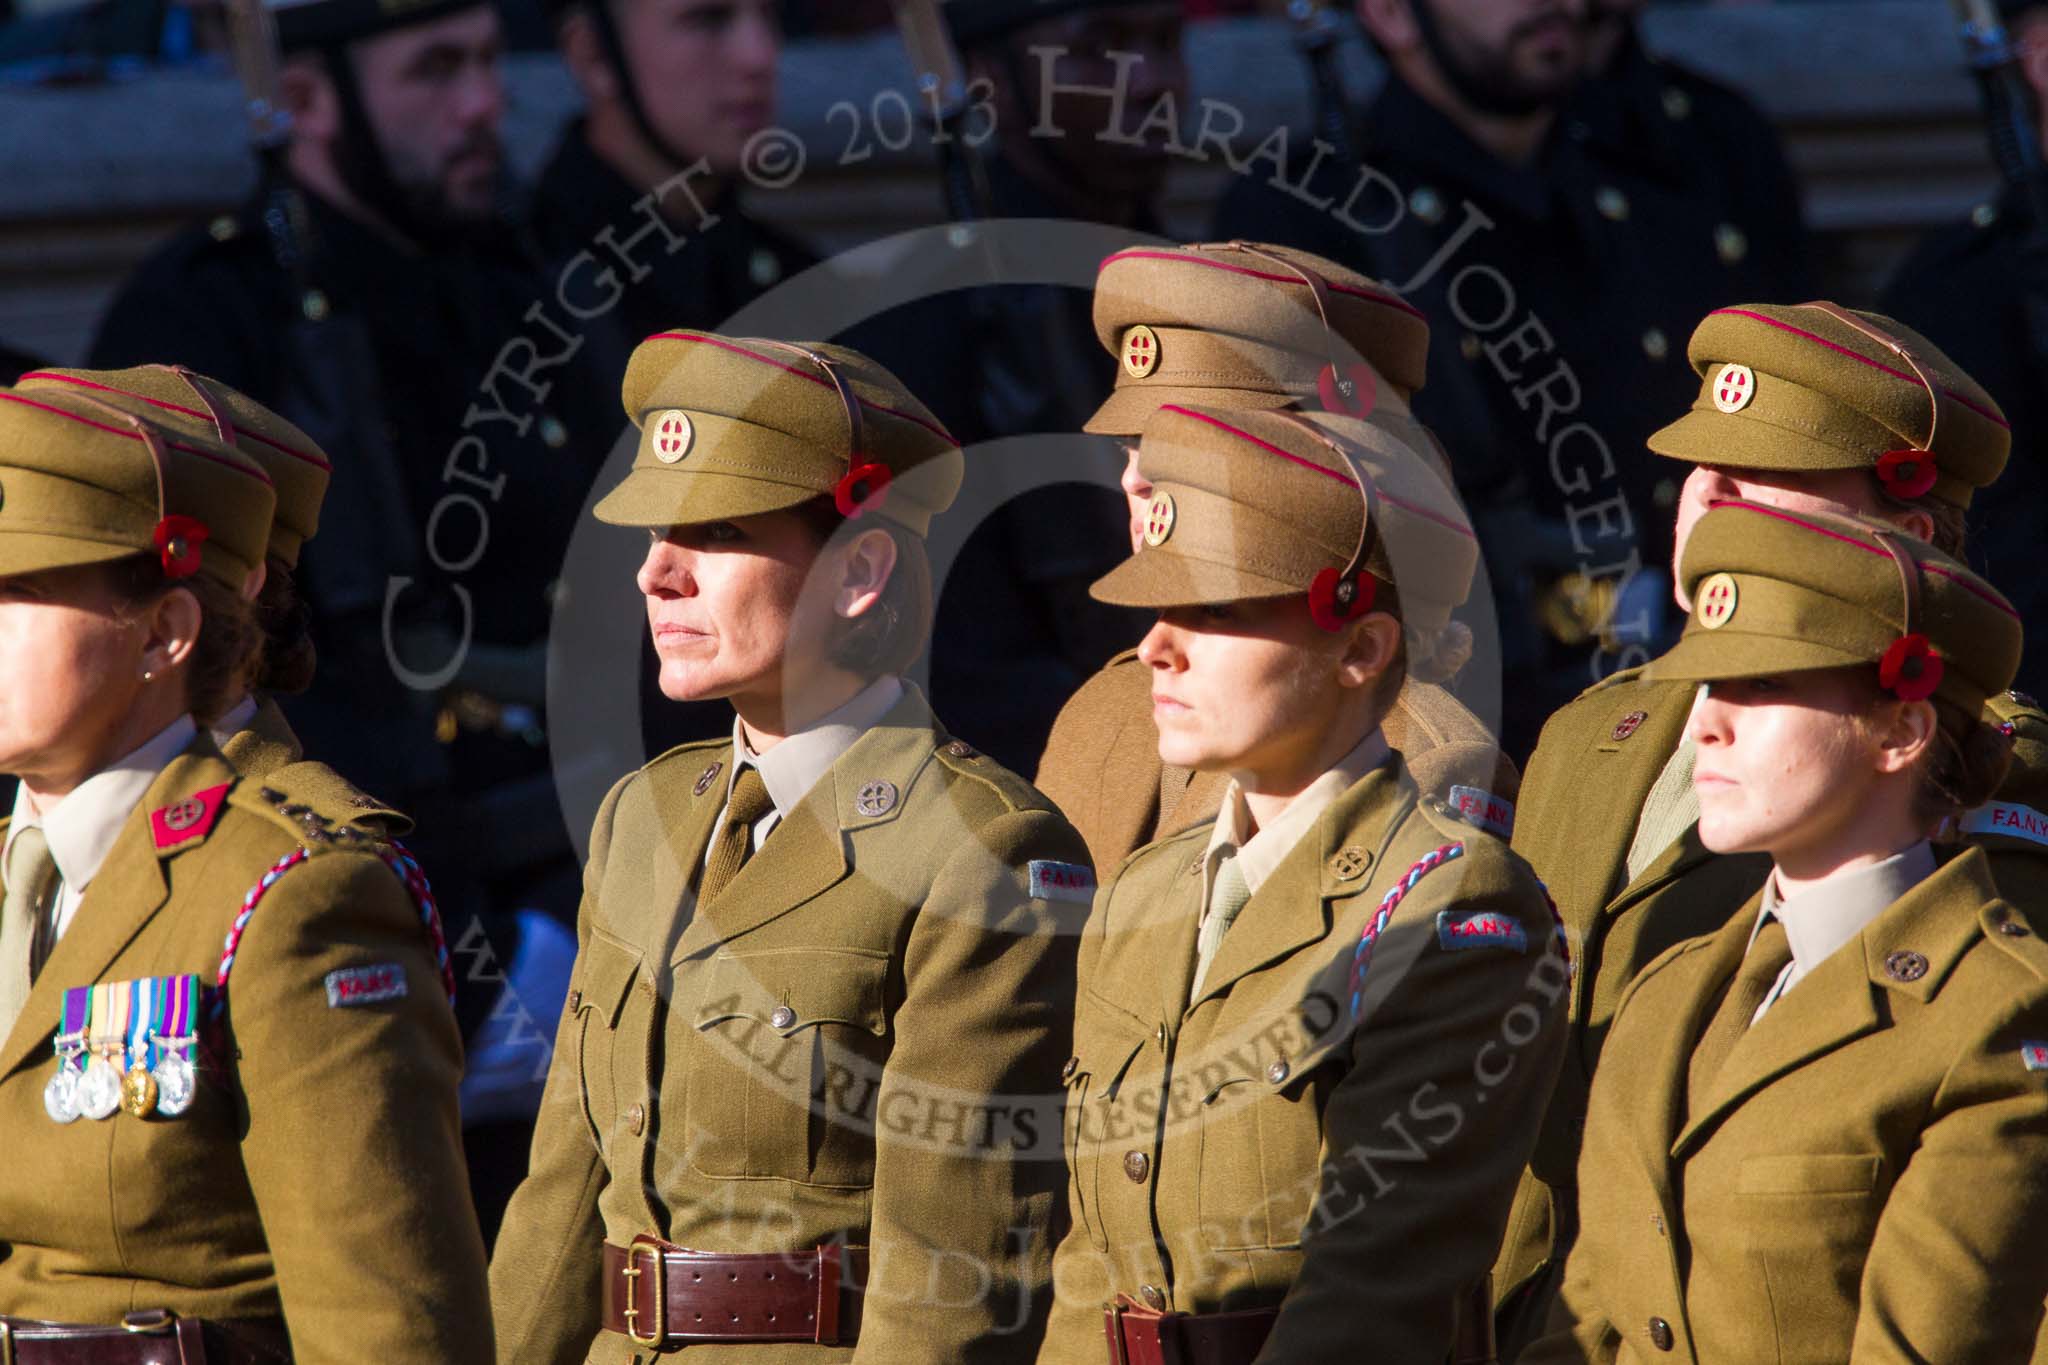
1876, 449, 1938, 500
1309, 568, 1376, 633
152, 514, 209, 580
833, 461, 892, 519
1878, 633, 1943, 701
1317, 363, 1377, 419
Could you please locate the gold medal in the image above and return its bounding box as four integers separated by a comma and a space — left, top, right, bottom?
122, 1063, 158, 1118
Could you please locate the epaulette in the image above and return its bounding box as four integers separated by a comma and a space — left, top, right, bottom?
1579, 662, 1651, 698
1981, 902, 2048, 984
641, 734, 731, 778
929, 734, 1056, 815
1416, 793, 1513, 847
224, 776, 387, 851
261, 759, 412, 836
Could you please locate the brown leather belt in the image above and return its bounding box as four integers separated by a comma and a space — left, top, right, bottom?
1103, 1296, 1277, 1365
0, 1312, 289, 1365
1102, 1275, 1498, 1365
599, 1238, 867, 1349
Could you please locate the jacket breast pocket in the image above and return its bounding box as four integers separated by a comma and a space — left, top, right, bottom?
1737, 1152, 1888, 1360
1066, 1007, 1151, 1252
1195, 1028, 1345, 1251
572, 931, 642, 1158
686, 948, 890, 1186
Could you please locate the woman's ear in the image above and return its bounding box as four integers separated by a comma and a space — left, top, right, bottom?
278, 56, 338, 140
1336, 611, 1403, 691
141, 587, 204, 680
1872, 696, 1938, 777
835, 527, 898, 622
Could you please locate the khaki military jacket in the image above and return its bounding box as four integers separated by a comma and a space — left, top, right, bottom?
1037, 649, 1521, 874
1523, 847, 2048, 1364
1496, 672, 2048, 1342
0, 736, 488, 1361
489, 690, 1090, 1364
1040, 760, 1568, 1364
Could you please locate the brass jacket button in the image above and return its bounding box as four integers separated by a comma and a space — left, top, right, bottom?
1266, 1060, 1290, 1086
1648, 1316, 1674, 1351
1061, 1056, 1079, 1082
626, 1103, 646, 1136
1123, 1150, 1150, 1183
1140, 1284, 1166, 1311
770, 1006, 797, 1030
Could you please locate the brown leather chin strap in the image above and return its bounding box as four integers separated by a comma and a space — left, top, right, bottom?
66, 391, 174, 523
1203, 240, 1351, 389
1799, 301, 1943, 459
158, 364, 241, 453
1871, 529, 1924, 639
1271, 409, 1380, 587
748, 339, 865, 469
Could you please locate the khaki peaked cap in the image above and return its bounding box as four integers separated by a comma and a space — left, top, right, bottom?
1091, 404, 1477, 627
1650, 303, 2009, 507
18, 366, 331, 568
1086, 242, 1431, 436
1652, 499, 2020, 712
0, 385, 275, 590
598, 332, 963, 537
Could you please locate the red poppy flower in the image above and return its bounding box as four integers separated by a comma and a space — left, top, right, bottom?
1876, 449, 1938, 500
1317, 363, 1377, 418
833, 461, 892, 519
152, 514, 209, 580
1878, 633, 1943, 701
1308, 568, 1376, 632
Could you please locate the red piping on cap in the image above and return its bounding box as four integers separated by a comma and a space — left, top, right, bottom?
19, 372, 332, 471
1157, 405, 1476, 540
642, 333, 960, 448
0, 393, 276, 485
1708, 310, 2010, 431
1703, 499, 2020, 619
1100, 249, 1428, 321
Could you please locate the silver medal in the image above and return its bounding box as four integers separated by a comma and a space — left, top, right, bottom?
77, 1054, 122, 1121
153, 1050, 196, 1117
43, 1063, 79, 1124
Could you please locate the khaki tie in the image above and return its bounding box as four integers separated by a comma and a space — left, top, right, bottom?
700, 768, 774, 905
1686, 915, 1792, 1116
0, 827, 60, 1035
1190, 852, 1252, 1002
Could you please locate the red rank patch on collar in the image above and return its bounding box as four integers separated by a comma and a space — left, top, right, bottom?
151, 783, 231, 851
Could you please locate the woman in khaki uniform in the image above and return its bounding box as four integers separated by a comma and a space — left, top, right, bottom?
1039, 403, 1568, 1365
0, 385, 488, 1360
1525, 499, 2048, 1364
488, 334, 1092, 1363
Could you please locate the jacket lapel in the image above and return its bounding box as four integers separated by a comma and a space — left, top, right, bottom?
1563, 678, 1696, 916
1189, 767, 1407, 1011
1616, 908, 1754, 1182
0, 742, 237, 1082
1669, 853, 1995, 1158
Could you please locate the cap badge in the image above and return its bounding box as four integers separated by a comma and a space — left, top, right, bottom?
652, 410, 694, 464
1121, 325, 1161, 380
1711, 363, 1755, 414
1696, 572, 1739, 629
1142, 491, 1176, 548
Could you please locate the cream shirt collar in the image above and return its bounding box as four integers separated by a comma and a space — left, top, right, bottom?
4, 716, 198, 939
1201, 729, 1392, 901
1750, 840, 1937, 1019
209, 695, 261, 748
727, 675, 905, 821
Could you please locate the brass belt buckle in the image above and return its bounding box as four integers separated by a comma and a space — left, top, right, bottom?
122, 1309, 178, 1335
1107, 1300, 1130, 1365
622, 1238, 668, 1347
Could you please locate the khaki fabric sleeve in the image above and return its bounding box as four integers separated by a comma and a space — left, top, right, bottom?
229, 848, 491, 1365
1849, 1006, 2048, 1361
1255, 866, 1568, 1363
488, 776, 630, 1364
856, 809, 1086, 1364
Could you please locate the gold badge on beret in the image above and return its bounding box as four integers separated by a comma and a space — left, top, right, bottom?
1696, 572, 1740, 629
651, 410, 694, 464
1711, 364, 1755, 414
1121, 325, 1161, 381
1141, 491, 1176, 548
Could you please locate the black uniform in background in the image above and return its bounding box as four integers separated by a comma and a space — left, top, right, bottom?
848, 156, 1148, 775
1884, 186, 2048, 700
1214, 53, 1810, 757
